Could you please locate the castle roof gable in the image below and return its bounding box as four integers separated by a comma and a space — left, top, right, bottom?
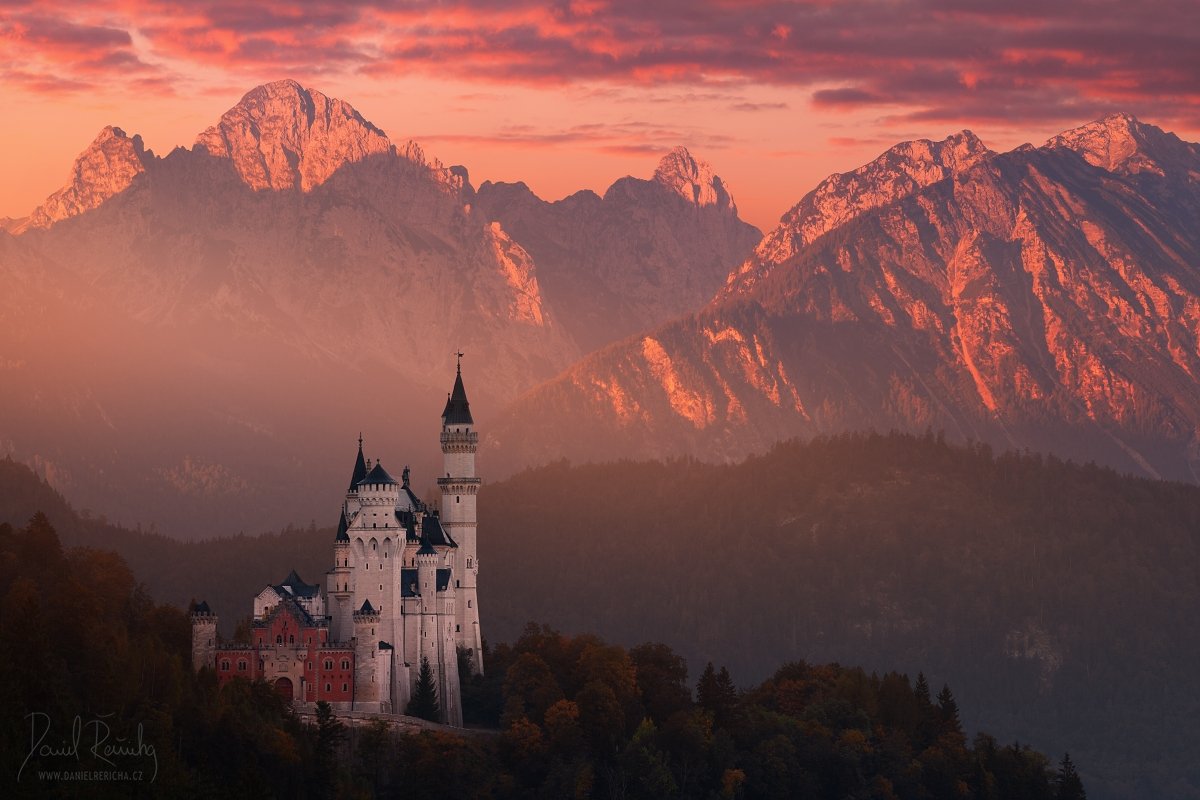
359, 462, 397, 487
422, 513, 457, 548
275, 569, 320, 598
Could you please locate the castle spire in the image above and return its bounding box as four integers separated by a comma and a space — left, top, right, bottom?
348, 434, 368, 492
441, 357, 473, 426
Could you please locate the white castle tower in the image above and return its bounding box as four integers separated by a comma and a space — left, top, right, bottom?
439, 355, 484, 676
193, 365, 474, 726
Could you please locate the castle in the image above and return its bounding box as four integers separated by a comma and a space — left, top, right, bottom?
190, 363, 482, 726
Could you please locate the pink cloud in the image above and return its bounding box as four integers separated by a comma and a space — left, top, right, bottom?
1, 1, 1198, 128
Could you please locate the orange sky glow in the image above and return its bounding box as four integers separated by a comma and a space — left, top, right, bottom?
2, 0, 1198, 231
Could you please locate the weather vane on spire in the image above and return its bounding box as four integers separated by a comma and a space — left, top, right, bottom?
455, 350, 464, 373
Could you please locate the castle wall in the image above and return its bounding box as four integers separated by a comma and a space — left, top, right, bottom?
191, 614, 218, 672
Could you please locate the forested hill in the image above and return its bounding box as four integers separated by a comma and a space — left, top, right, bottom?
0, 513, 1080, 799
4, 434, 1200, 797
477, 434, 1200, 800
0, 456, 330, 621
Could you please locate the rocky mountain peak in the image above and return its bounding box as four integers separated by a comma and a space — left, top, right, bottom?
1045, 112, 1200, 177
22, 126, 152, 231
194, 79, 394, 191
720, 130, 994, 296
652, 146, 733, 210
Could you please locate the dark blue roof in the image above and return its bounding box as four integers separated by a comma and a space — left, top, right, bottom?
400, 568, 452, 596
423, 513, 457, 548
359, 462, 398, 487
275, 569, 320, 598
335, 510, 349, 542
192, 600, 212, 614
379, 641, 394, 651
441, 367, 473, 425
349, 441, 368, 492
358, 599, 376, 614
417, 534, 438, 556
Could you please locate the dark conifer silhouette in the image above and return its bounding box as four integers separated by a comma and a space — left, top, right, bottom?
937, 683, 961, 733
407, 656, 441, 721
1057, 753, 1086, 800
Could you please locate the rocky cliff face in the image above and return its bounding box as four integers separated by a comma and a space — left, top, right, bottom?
474, 146, 761, 351
20, 127, 152, 231
0, 81, 760, 536
194, 79, 394, 191
722, 131, 992, 298
489, 116, 1200, 483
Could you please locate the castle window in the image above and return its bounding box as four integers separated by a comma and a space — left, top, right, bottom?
324, 659, 333, 670
341, 659, 350, 670
467, 558, 472, 568
308, 662, 312, 670
456, 496, 460, 503
325, 683, 331, 692
468, 600, 472, 608
238, 660, 247, 672
456, 580, 459, 587
456, 625, 461, 632
379, 584, 383, 591
342, 683, 348, 692
276, 635, 283, 644
220, 660, 230, 671
289, 635, 295, 644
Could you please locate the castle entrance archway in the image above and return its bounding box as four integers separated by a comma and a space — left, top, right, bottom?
274, 677, 294, 703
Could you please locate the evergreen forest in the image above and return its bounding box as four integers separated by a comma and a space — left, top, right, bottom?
2, 431, 1197, 797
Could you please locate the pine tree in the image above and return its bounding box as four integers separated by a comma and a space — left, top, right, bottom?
1056, 753, 1086, 800
937, 683, 961, 733
914, 672, 931, 705
315, 700, 346, 799
407, 656, 441, 722
696, 662, 719, 712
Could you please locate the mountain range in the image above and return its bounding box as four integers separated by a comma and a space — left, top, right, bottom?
3, 79, 1200, 534
488, 113, 1200, 483
0, 80, 759, 536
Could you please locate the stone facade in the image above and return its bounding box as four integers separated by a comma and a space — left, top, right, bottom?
190, 366, 481, 726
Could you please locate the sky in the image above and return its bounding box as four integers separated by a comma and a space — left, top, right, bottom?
2, 0, 1199, 232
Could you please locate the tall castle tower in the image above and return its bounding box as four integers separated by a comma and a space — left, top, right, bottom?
439, 356, 484, 676
191, 364, 475, 725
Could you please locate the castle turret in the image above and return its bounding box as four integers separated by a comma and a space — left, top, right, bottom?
328, 506, 354, 641
190, 601, 218, 672
438, 358, 483, 676
353, 600, 390, 712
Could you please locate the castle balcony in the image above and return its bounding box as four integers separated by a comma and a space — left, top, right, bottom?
440, 430, 478, 446
437, 476, 481, 488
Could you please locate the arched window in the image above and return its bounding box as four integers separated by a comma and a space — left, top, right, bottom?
276, 635, 283, 644
289, 635, 295, 644
341, 659, 350, 670
324, 659, 333, 670
220, 660, 230, 671
237, 660, 247, 672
